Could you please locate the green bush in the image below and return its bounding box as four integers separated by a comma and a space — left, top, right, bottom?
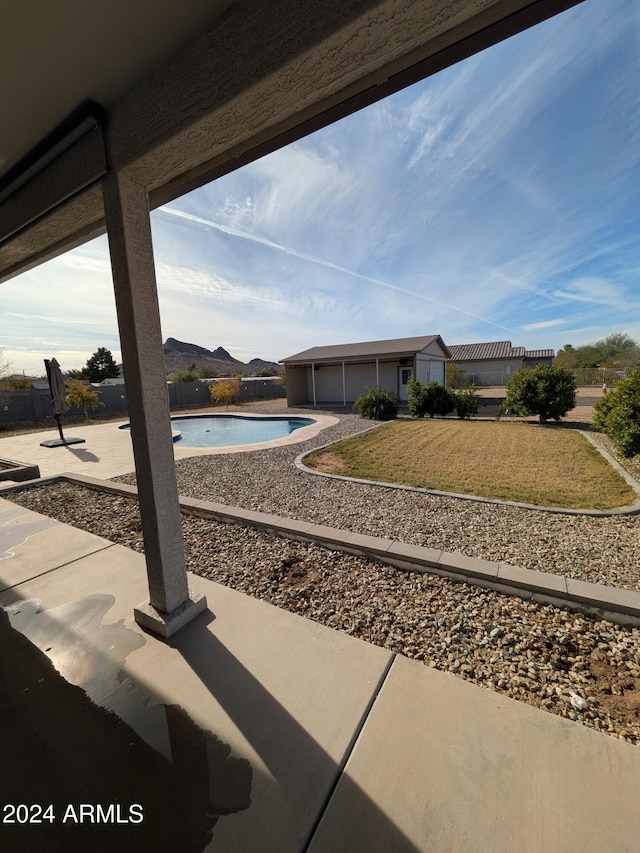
167, 368, 198, 383
592, 370, 640, 457
353, 387, 398, 420
407, 377, 455, 418
455, 386, 481, 419
504, 365, 576, 423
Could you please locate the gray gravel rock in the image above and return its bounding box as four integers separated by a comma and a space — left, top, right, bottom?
115, 403, 640, 592
8, 475, 640, 747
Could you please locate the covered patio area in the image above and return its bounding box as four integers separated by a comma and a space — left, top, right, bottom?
2, 497, 640, 851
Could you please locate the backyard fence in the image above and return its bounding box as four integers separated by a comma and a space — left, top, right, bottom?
570, 367, 632, 387
463, 367, 633, 388
0, 377, 285, 427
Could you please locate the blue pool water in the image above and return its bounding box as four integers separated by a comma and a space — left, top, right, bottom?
122, 415, 315, 448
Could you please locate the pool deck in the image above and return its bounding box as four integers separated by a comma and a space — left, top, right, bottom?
0, 412, 338, 481
2, 496, 640, 851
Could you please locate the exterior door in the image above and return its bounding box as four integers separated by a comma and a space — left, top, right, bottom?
398, 366, 413, 401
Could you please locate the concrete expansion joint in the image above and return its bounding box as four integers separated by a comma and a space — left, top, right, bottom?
302, 652, 397, 852
7, 471, 640, 628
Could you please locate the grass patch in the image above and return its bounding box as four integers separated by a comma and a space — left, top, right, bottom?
305, 420, 637, 509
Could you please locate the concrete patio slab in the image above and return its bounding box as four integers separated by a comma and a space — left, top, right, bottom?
309, 654, 640, 853
2, 503, 640, 850
0, 498, 112, 592
0, 522, 395, 851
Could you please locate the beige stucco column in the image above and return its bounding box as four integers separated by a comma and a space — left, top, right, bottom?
102, 171, 206, 637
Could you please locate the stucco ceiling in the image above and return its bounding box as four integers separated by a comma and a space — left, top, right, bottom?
0, 0, 583, 284
0, 0, 234, 179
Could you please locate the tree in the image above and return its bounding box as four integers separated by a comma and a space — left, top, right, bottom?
593, 333, 640, 367
209, 377, 242, 407
554, 334, 640, 370
82, 348, 120, 382
0, 346, 12, 382
65, 379, 103, 421
65, 368, 85, 380
168, 367, 198, 383
504, 365, 576, 423
553, 344, 580, 370
0, 376, 32, 390
446, 362, 467, 389
592, 370, 640, 458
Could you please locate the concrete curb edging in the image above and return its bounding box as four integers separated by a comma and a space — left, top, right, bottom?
294, 427, 640, 517
4, 472, 640, 628
0, 456, 41, 483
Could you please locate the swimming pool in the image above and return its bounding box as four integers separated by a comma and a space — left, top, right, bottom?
121, 415, 316, 448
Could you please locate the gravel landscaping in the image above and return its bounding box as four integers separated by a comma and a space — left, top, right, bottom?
118, 403, 640, 593
6, 400, 640, 745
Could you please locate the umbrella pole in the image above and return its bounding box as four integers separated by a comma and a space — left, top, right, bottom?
54, 413, 65, 443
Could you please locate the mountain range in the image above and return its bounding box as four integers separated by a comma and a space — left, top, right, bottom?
163, 338, 281, 377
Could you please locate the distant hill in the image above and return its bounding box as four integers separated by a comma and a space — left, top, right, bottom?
163, 338, 281, 377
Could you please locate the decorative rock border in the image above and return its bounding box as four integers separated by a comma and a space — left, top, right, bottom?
294, 425, 640, 517
4, 471, 640, 627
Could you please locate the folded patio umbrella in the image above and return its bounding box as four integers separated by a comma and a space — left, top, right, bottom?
48, 358, 70, 418
41, 358, 84, 447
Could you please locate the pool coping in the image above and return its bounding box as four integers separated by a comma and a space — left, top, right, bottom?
120, 412, 336, 453
4, 471, 640, 628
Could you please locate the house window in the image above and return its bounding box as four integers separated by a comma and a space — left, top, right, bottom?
400, 367, 412, 386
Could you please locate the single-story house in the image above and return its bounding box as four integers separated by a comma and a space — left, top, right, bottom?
447, 341, 555, 386
281, 335, 451, 406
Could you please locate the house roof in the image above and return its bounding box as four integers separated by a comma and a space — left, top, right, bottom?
524, 349, 555, 359
282, 335, 450, 363
447, 341, 526, 362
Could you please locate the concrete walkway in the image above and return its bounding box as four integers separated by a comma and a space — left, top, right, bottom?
1, 497, 639, 851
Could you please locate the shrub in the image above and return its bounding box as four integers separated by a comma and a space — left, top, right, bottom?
407, 377, 455, 418
210, 377, 243, 407
503, 365, 576, 423
592, 370, 640, 457
406, 376, 426, 417
353, 387, 398, 420
455, 386, 481, 419
446, 362, 467, 389
167, 368, 198, 383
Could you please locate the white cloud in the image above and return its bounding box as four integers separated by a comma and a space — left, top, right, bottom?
521, 319, 567, 331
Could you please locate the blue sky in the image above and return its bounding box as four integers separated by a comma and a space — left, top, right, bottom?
2, 0, 640, 374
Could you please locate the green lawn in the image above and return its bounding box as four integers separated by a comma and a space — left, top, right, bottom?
305, 420, 636, 509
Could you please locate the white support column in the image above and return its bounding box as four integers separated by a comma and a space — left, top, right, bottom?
311, 362, 317, 406
102, 171, 206, 638
376, 358, 379, 388
342, 360, 346, 407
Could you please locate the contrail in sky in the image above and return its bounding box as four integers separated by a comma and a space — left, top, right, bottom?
159, 205, 515, 333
